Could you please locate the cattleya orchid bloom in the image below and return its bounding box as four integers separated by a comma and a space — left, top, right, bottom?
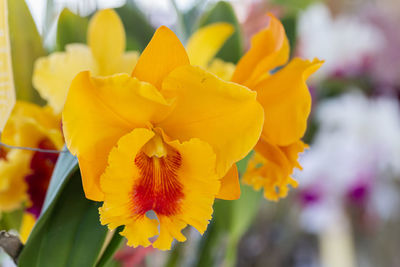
187, 14, 322, 200
230, 15, 322, 200
62, 26, 264, 249
0, 102, 64, 241
33, 9, 139, 113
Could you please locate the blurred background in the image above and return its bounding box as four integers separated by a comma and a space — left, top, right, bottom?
6, 0, 400, 266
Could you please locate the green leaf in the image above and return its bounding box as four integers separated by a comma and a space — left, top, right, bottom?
198, 1, 243, 63
41, 148, 78, 214
0, 209, 23, 231
56, 8, 89, 51
281, 15, 297, 57
8, 0, 46, 104
211, 154, 262, 267
19, 150, 108, 267
195, 221, 222, 267
96, 226, 125, 267
271, 0, 320, 13
115, 2, 155, 52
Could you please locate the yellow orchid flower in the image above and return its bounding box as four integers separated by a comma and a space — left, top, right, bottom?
236, 15, 322, 201
33, 9, 139, 113
0, 101, 63, 213
187, 14, 323, 201
62, 26, 264, 250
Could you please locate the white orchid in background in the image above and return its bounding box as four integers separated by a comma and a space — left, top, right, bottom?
295, 91, 400, 232
297, 3, 384, 81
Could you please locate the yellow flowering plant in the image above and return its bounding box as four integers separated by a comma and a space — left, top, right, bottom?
0, 1, 323, 266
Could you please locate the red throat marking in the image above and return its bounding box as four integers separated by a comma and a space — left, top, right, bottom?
132, 149, 184, 217
0, 147, 7, 160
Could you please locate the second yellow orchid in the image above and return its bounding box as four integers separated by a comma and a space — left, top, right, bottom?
186, 14, 322, 201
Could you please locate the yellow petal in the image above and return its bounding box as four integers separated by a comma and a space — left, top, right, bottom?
186, 23, 234, 67
206, 58, 235, 81
115, 51, 140, 74
132, 26, 189, 89
243, 139, 305, 201
158, 65, 264, 178
122, 216, 159, 248
19, 212, 36, 243
255, 58, 323, 146
166, 138, 219, 233
62, 72, 172, 201
99, 128, 164, 247
0, 149, 30, 211
232, 14, 289, 88
88, 9, 125, 75
100, 128, 219, 250
215, 164, 240, 200
153, 216, 187, 250
33, 44, 97, 113
99, 128, 157, 235
2, 101, 63, 149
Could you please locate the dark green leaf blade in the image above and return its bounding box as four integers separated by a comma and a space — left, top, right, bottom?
19, 151, 108, 267
96, 226, 125, 267
41, 148, 78, 214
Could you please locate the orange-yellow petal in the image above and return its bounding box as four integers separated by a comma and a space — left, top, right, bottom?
100, 128, 220, 250
215, 164, 240, 200
232, 14, 289, 88
255, 58, 323, 146
132, 26, 189, 89
186, 23, 234, 67
158, 65, 264, 178
243, 139, 306, 201
62, 72, 172, 201
88, 9, 125, 75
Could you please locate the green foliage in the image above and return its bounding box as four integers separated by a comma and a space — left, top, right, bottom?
198, 1, 243, 63
56, 9, 89, 51
115, 2, 155, 52
7, 0, 46, 104
195, 153, 262, 267
19, 150, 108, 267
281, 15, 297, 57
96, 226, 125, 267
272, 0, 321, 13
0, 209, 23, 231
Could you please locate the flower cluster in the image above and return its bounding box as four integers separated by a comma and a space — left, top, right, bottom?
2, 7, 320, 251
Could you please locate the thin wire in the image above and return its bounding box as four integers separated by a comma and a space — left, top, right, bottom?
0, 142, 67, 154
